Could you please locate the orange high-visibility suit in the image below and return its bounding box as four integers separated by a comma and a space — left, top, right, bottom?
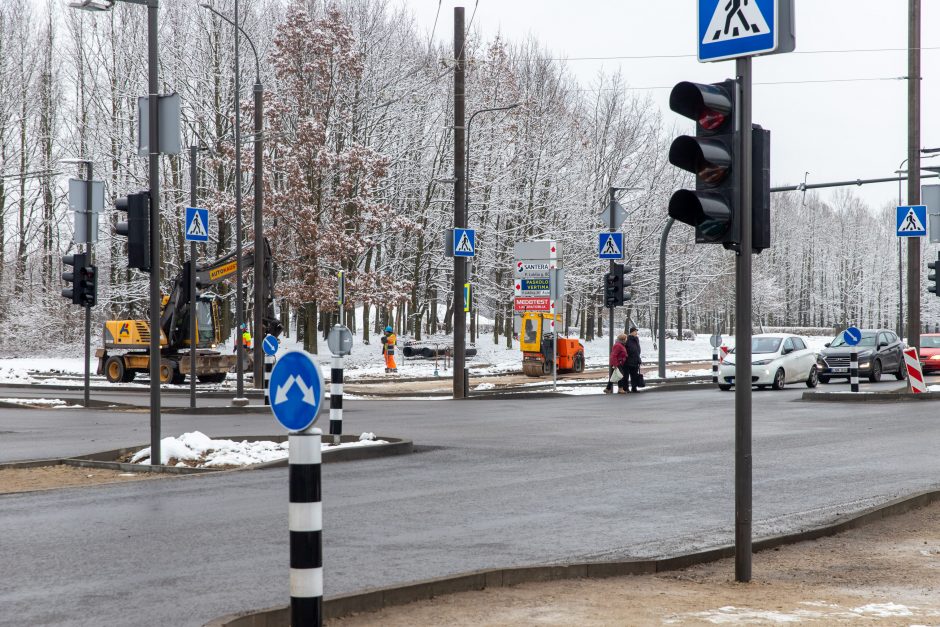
383, 332, 397, 372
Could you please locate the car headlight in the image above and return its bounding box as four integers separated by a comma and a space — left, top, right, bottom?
752, 359, 773, 366
858, 361, 869, 368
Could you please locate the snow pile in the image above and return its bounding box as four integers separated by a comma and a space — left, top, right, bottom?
0, 398, 70, 407
130, 431, 389, 467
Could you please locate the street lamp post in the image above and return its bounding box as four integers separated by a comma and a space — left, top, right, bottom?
464, 102, 521, 344
68, 0, 163, 466
200, 2, 265, 388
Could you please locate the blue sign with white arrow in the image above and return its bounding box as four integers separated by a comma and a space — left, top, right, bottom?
453, 228, 475, 257
698, 0, 778, 62
262, 334, 279, 356
843, 326, 862, 347
269, 350, 324, 432
185, 206, 209, 242
598, 232, 624, 260
897, 205, 927, 237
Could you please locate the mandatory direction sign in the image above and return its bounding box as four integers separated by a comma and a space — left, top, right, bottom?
843, 326, 862, 347
262, 334, 279, 356
897, 205, 927, 237
185, 207, 210, 242
269, 350, 324, 432
698, 0, 793, 62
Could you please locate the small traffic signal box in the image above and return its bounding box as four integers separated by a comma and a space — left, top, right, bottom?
79, 264, 97, 307
667, 79, 770, 252
622, 264, 633, 302
62, 253, 87, 305
604, 264, 625, 308
115, 191, 151, 271
929, 251, 940, 298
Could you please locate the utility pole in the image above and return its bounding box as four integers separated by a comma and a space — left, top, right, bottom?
453, 6, 467, 399
147, 0, 162, 467
907, 0, 922, 350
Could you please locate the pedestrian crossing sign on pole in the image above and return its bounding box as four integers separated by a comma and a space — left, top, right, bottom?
598, 232, 624, 260
897, 205, 928, 237
453, 228, 475, 257
698, 0, 795, 62
185, 206, 210, 242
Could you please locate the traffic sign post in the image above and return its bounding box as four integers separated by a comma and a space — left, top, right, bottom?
844, 326, 861, 393
710, 334, 722, 384
269, 350, 325, 626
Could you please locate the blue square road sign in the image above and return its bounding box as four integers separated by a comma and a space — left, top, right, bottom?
453, 228, 475, 257
185, 207, 210, 242
698, 0, 778, 62
897, 205, 927, 238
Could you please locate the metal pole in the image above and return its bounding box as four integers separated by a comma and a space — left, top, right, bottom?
289, 427, 323, 626
899, 163, 905, 338
850, 350, 859, 393
907, 0, 922, 350
147, 0, 161, 468
734, 56, 753, 583
190, 145, 198, 410
658, 218, 674, 379
453, 7, 467, 399
608, 188, 615, 371
233, 0, 246, 402
84, 162, 92, 407
253, 79, 264, 388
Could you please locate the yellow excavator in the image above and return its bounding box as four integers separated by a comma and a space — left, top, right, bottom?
96, 239, 282, 384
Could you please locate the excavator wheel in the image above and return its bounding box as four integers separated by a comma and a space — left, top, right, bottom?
522, 362, 544, 377
105, 356, 126, 384
159, 361, 177, 384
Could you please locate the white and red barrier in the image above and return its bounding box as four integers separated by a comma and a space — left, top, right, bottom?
719, 345, 729, 363
904, 347, 927, 394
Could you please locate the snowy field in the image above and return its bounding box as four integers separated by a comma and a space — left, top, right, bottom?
130, 431, 388, 467
0, 333, 837, 385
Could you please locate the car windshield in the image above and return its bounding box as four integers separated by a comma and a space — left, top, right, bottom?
830, 332, 876, 348
729, 337, 781, 354
921, 335, 940, 348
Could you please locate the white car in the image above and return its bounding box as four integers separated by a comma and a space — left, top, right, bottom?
718, 333, 819, 391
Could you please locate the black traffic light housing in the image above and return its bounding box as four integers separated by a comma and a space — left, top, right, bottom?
115, 190, 151, 272
79, 264, 97, 307
62, 253, 87, 305
622, 264, 633, 302
929, 251, 940, 298
667, 79, 771, 253
604, 263, 626, 308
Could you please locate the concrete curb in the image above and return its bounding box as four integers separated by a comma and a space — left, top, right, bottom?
802, 388, 938, 402
205, 488, 940, 627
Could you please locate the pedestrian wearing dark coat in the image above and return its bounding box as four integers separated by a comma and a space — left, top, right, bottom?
605, 333, 629, 394
625, 327, 642, 393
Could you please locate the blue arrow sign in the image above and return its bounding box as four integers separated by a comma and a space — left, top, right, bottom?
269, 350, 323, 432
897, 205, 927, 237
843, 326, 862, 347
699, 0, 778, 62
598, 232, 624, 260
453, 228, 475, 257
185, 207, 209, 242
262, 334, 279, 356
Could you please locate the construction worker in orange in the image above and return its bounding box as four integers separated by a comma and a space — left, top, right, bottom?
240, 323, 252, 350
381, 325, 398, 373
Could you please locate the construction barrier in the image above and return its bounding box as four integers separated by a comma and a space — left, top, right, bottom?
905, 347, 927, 394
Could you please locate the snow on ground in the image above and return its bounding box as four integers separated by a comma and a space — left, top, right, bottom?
130, 431, 389, 467
0, 398, 76, 407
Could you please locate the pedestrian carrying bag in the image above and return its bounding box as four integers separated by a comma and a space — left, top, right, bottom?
609, 368, 624, 383
636, 372, 646, 388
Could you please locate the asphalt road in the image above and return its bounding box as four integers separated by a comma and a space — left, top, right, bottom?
2, 379, 939, 626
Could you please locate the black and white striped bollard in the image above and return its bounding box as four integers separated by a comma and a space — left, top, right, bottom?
289, 427, 323, 626
712, 348, 719, 384
330, 355, 343, 445
263, 355, 275, 405
850, 350, 859, 393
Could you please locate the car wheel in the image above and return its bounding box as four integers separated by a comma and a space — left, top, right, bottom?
805, 365, 819, 388
895, 360, 907, 381
868, 359, 882, 383
718, 384, 732, 391
818, 375, 830, 384
772, 368, 785, 390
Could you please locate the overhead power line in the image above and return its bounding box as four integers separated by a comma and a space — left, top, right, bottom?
549, 45, 940, 62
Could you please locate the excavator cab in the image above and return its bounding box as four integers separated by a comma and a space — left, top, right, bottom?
178, 296, 220, 348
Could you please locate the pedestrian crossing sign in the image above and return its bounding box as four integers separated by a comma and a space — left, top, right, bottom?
598, 232, 624, 260
453, 228, 475, 257
185, 206, 210, 242
698, 0, 786, 62
897, 205, 927, 238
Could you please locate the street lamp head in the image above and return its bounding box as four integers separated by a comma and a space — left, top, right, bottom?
68, 0, 115, 10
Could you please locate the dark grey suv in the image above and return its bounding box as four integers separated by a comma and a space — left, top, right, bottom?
817, 329, 906, 383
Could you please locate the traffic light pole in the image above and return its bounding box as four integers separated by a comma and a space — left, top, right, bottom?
147, 1, 161, 467
907, 0, 922, 351
608, 188, 616, 365
734, 56, 753, 584
84, 162, 93, 408
190, 145, 198, 410
452, 7, 467, 400
658, 218, 674, 379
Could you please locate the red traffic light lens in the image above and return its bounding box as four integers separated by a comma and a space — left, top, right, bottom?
697, 162, 728, 185
698, 109, 726, 131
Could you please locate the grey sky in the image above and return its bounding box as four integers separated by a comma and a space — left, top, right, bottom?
402, 0, 940, 212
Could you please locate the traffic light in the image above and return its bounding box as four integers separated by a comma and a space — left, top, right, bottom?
622, 264, 633, 302
929, 251, 940, 298
79, 264, 97, 307
604, 263, 625, 308
667, 80, 737, 247
667, 79, 771, 252
61, 253, 87, 305
114, 191, 151, 271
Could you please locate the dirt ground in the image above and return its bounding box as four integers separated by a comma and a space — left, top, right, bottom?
0, 465, 163, 494
331, 501, 940, 626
